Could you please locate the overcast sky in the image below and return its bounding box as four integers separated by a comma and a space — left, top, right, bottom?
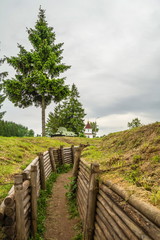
1, 0, 160, 136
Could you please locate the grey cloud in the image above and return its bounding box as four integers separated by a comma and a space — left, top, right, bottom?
1, 0, 160, 134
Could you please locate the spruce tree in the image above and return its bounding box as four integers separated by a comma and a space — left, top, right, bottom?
0, 58, 7, 119
4, 7, 70, 136
46, 84, 86, 135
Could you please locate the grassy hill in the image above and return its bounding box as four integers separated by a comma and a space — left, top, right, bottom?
0, 136, 97, 203
82, 122, 160, 207
1, 123, 160, 207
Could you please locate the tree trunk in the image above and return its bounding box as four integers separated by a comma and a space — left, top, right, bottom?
41, 97, 46, 137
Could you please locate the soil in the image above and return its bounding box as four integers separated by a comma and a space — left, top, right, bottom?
44, 171, 78, 240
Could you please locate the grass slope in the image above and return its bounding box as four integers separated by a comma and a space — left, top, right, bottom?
0, 136, 96, 203
82, 122, 160, 207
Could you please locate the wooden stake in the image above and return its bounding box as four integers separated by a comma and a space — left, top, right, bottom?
14, 174, 26, 240
84, 163, 100, 240
72, 145, 86, 180
49, 147, 57, 172
38, 153, 46, 190
71, 145, 75, 164
60, 145, 65, 164
31, 165, 37, 238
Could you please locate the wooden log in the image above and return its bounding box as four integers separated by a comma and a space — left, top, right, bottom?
0, 201, 5, 221
23, 188, 31, 203
79, 166, 90, 182
24, 202, 30, 218
4, 203, 15, 217
38, 153, 46, 190
94, 222, 108, 240
95, 215, 113, 240
77, 176, 88, 197
43, 153, 50, 160
77, 184, 87, 208
30, 165, 37, 238
44, 161, 52, 173
80, 160, 90, 172
97, 200, 128, 240
4, 214, 15, 226
4, 223, 16, 235
100, 184, 160, 240
60, 145, 65, 164
78, 168, 90, 184
23, 195, 31, 209
25, 219, 31, 239
4, 193, 15, 207
44, 164, 52, 178
72, 145, 85, 180
23, 180, 30, 194
99, 188, 151, 240
57, 148, 62, 165
14, 174, 26, 240
45, 167, 52, 179
43, 151, 48, 156
77, 193, 85, 220
79, 161, 90, 176
104, 180, 160, 228
84, 163, 100, 240
49, 147, 57, 172
96, 206, 120, 240
44, 159, 50, 168
97, 193, 137, 240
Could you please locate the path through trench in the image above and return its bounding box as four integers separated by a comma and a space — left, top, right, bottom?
44, 171, 78, 240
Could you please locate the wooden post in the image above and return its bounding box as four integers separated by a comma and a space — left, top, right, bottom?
49, 147, 57, 172
14, 174, 26, 240
60, 145, 65, 164
30, 165, 37, 237
72, 145, 85, 180
71, 145, 75, 164
38, 153, 46, 190
72, 148, 81, 180
84, 163, 100, 240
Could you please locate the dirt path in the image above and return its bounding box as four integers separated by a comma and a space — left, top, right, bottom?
44, 171, 78, 240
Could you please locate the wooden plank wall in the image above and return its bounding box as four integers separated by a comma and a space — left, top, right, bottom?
77, 159, 160, 240
0, 145, 75, 240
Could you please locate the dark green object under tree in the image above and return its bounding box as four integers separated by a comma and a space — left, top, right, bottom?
3, 7, 70, 136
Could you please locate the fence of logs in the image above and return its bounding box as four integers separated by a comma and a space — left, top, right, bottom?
0, 145, 76, 240
74, 158, 160, 240
1, 143, 160, 240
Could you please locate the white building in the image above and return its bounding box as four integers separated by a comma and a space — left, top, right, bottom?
84, 122, 93, 138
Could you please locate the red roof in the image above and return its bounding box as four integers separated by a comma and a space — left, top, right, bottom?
85, 122, 92, 129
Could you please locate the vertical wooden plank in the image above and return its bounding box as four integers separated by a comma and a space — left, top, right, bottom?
72, 145, 84, 180
14, 174, 26, 240
49, 147, 57, 172
38, 153, 46, 190
84, 163, 100, 240
71, 145, 75, 164
31, 165, 37, 238
60, 145, 65, 164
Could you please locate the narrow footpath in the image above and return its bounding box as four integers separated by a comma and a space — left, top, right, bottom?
44, 171, 78, 240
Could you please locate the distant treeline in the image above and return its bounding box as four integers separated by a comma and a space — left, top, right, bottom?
0, 120, 34, 137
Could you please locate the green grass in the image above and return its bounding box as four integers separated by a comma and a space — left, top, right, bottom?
29, 172, 58, 240
65, 176, 83, 240
0, 137, 72, 203
30, 164, 73, 240
82, 122, 160, 207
